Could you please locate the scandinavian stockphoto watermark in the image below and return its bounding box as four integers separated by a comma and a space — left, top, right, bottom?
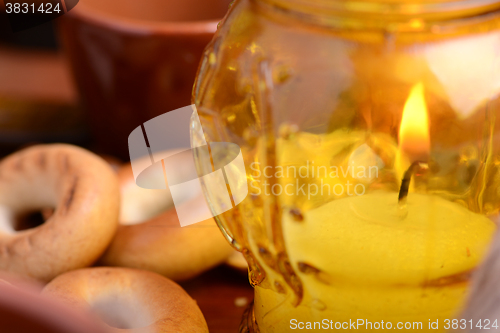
128, 105, 248, 227
290, 318, 424, 330
127, 105, 379, 227
289, 318, 500, 330
249, 161, 379, 199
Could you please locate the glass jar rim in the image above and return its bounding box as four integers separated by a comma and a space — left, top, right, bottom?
255, 0, 500, 29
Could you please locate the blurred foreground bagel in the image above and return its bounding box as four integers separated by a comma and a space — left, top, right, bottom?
0, 144, 120, 282
99, 150, 233, 281
42, 267, 209, 333
0, 280, 108, 333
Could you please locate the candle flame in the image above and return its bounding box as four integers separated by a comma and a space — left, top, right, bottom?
399, 83, 430, 161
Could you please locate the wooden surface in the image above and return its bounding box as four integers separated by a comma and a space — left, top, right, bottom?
180, 265, 254, 333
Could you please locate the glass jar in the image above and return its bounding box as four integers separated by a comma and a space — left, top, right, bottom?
193, 0, 500, 332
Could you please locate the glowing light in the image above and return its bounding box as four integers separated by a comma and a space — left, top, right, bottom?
399, 83, 430, 161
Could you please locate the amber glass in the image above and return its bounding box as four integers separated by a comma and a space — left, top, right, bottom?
193, 0, 500, 332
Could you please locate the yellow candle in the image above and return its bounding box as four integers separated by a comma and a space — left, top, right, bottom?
254, 192, 495, 332
288, 192, 494, 285
253, 84, 495, 332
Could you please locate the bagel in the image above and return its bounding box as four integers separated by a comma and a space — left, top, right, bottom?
118, 149, 185, 226
0, 144, 120, 282
42, 267, 209, 333
98, 150, 233, 281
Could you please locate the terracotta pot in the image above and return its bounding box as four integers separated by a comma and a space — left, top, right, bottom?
0, 282, 107, 333
58, 0, 231, 159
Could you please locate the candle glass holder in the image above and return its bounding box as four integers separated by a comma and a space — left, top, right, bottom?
193, 0, 500, 331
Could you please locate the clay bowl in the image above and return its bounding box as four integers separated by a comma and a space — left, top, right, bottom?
58, 0, 232, 159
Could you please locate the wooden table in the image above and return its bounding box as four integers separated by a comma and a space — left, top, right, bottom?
180, 265, 254, 333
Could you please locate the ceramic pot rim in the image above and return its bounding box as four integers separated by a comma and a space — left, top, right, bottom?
66, 2, 221, 36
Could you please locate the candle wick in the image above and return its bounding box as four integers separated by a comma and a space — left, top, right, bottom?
398, 161, 429, 206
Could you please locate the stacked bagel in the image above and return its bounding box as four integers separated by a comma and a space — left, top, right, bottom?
0, 144, 238, 332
